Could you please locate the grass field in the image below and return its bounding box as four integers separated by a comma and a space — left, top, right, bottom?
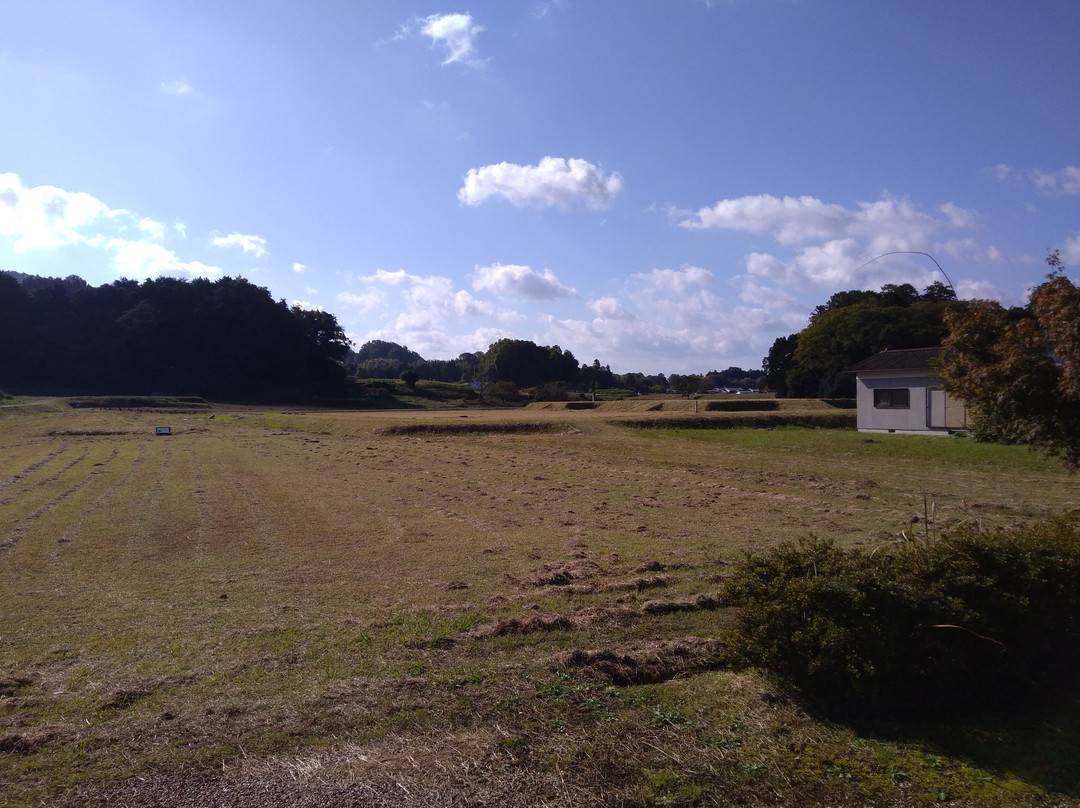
1, 402, 1078, 807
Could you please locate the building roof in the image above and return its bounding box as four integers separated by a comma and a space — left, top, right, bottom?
845, 347, 945, 374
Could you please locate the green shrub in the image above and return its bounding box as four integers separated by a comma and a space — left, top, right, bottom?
723, 515, 1080, 716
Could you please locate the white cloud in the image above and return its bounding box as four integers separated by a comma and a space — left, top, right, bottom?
632, 265, 714, 293
0, 172, 116, 250
364, 269, 494, 318
210, 232, 269, 258
1061, 233, 1080, 266
939, 202, 977, 229
139, 217, 167, 240
938, 238, 1009, 266
363, 315, 510, 361
677, 193, 946, 253
991, 164, 1080, 196
336, 289, 385, 313
291, 300, 324, 311
458, 157, 623, 210
102, 238, 222, 281
419, 13, 486, 68
955, 279, 1003, 300
293, 262, 311, 273
678, 194, 850, 243
1029, 166, 1080, 196
472, 263, 576, 299
589, 296, 635, 320
160, 79, 194, 95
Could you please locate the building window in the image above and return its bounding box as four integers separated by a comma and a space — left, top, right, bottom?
874, 388, 910, 409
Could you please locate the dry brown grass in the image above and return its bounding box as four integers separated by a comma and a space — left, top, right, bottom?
1, 404, 1077, 807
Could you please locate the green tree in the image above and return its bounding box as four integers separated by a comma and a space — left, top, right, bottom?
668, 373, 702, 398
940, 251, 1080, 469
787, 301, 953, 397
762, 334, 798, 396
482, 339, 579, 389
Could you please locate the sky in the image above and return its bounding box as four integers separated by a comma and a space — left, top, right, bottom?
2, 0, 1079, 375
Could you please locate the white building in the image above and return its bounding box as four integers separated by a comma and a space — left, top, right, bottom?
847, 347, 967, 435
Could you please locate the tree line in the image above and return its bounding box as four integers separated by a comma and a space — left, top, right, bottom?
349, 338, 765, 399
0, 271, 350, 399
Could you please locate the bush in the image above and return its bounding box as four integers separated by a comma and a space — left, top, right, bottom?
722, 515, 1080, 716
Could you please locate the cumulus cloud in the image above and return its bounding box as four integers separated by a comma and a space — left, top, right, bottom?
472, 263, 576, 299
678, 193, 943, 252
676, 191, 1004, 298
589, 296, 635, 320
364, 314, 511, 361
0, 172, 116, 251
458, 157, 623, 210
210, 232, 269, 258
419, 13, 486, 67
293, 262, 311, 273
540, 265, 808, 375
363, 269, 494, 318
0, 173, 272, 282
291, 300, 324, 311
101, 238, 222, 281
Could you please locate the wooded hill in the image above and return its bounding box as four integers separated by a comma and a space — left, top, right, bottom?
0, 271, 350, 399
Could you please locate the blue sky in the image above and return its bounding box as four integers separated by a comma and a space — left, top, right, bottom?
2, 0, 1078, 374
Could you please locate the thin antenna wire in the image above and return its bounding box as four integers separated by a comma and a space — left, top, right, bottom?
852, 251, 955, 292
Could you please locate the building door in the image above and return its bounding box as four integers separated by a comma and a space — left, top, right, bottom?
927, 388, 967, 429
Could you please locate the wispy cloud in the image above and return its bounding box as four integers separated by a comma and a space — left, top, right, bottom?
988, 163, 1080, 196
459, 157, 623, 210
407, 13, 487, 68
1029, 166, 1080, 196
210, 232, 269, 258
159, 78, 194, 95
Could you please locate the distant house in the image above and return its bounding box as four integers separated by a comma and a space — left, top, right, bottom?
846, 347, 967, 435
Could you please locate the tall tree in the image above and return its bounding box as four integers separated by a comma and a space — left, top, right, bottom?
940, 251, 1080, 469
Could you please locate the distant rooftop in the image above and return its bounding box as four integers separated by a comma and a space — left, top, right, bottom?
845, 347, 945, 374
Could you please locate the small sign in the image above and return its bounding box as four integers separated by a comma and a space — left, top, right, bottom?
155, 426, 172, 436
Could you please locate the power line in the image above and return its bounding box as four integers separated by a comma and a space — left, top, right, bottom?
853, 251, 955, 292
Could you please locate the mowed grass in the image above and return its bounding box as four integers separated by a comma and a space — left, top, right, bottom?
0, 405, 1077, 807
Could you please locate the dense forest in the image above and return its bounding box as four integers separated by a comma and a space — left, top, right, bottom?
0, 271, 350, 399
763, 281, 967, 398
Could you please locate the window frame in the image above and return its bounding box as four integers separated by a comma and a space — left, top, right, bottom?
873, 387, 910, 409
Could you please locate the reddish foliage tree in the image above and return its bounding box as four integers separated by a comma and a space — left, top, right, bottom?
940, 251, 1080, 470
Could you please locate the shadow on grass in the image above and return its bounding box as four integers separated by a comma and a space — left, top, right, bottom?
826, 685, 1080, 799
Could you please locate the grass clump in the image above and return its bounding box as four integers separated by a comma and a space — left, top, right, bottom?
723, 514, 1080, 717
